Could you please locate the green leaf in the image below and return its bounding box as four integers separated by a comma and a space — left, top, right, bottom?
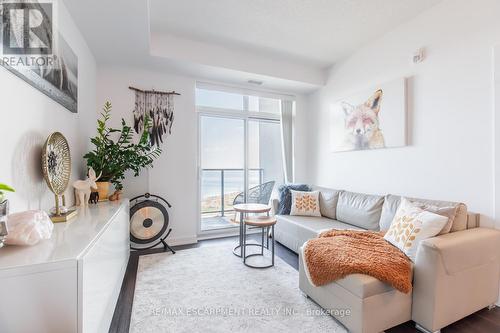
0, 183, 15, 192
83, 102, 162, 191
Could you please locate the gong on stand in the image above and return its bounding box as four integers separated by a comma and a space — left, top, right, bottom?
41, 132, 77, 223
129, 193, 175, 253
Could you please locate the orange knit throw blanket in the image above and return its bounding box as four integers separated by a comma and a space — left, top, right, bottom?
303, 229, 412, 293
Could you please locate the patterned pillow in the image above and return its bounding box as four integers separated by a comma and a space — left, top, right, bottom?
384, 198, 448, 262
277, 184, 311, 215
290, 190, 321, 217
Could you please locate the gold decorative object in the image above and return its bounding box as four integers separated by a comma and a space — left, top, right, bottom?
41, 132, 77, 222
95, 181, 110, 202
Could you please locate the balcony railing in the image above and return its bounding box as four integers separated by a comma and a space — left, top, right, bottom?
201, 168, 264, 217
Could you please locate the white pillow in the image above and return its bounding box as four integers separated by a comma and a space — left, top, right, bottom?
290, 190, 321, 217
384, 198, 448, 261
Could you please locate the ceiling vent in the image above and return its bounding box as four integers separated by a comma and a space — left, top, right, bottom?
247, 79, 263, 86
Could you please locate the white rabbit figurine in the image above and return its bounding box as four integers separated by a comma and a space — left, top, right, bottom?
73, 168, 101, 206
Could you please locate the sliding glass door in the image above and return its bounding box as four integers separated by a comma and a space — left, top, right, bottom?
199, 116, 285, 231
197, 84, 290, 233
248, 119, 284, 189
200, 116, 245, 231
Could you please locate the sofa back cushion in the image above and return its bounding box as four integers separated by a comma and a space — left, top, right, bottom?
336, 191, 384, 230
379, 194, 468, 233
311, 186, 341, 219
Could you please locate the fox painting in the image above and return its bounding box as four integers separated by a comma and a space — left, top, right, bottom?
341, 89, 385, 150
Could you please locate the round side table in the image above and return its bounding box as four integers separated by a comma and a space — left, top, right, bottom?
232, 203, 271, 258
242, 215, 276, 268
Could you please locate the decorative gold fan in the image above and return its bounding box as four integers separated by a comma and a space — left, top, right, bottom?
41, 132, 77, 222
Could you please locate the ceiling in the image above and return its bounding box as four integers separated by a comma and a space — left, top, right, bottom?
64, 0, 441, 93
149, 0, 441, 69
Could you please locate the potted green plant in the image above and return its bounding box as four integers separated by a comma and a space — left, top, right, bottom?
0, 183, 14, 203
0, 183, 15, 217
84, 102, 161, 201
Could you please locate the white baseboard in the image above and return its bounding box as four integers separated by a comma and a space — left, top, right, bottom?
197, 229, 239, 240
197, 228, 260, 241
144, 230, 263, 249
167, 236, 198, 246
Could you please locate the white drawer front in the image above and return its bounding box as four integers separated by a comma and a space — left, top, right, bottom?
0, 265, 77, 333
80, 205, 130, 333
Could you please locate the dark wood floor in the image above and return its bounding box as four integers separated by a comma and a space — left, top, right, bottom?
110, 235, 499, 333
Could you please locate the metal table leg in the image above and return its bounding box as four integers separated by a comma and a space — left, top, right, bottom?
243, 223, 276, 269
272, 224, 275, 266
232, 210, 245, 258
240, 210, 244, 257
243, 220, 246, 263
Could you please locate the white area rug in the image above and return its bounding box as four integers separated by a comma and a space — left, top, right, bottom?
130, 245, 346, 333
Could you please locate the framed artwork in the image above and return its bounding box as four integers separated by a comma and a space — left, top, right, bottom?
330, 78, 407, 152
0, 1, 78, 113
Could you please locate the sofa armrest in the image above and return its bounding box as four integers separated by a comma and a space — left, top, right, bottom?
419, 228, 500, 274
412, 228, 500, 332
271, 198, 280, 216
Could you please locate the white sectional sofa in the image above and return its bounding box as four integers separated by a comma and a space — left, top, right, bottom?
272, 186, 500, 333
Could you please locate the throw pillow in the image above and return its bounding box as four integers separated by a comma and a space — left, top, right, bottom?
277, 184, 311, 215
290, 190, 321, 217
384, 198, 448, 261
410, 202, 458, 235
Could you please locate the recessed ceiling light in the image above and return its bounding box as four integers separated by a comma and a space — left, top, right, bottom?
247, 79, 263, 85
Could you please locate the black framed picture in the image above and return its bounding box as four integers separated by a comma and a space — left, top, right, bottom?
0, 1, 78, 113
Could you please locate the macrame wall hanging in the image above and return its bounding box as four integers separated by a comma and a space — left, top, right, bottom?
130, 86, 180, 147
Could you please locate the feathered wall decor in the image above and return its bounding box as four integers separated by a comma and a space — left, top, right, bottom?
130, 86, 180, 147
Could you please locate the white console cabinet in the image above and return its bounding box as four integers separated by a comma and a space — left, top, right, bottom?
0, 200, 130, 333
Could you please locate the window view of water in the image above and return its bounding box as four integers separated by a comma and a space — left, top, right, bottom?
200, 169, 262, 215
201, 170, 262, 197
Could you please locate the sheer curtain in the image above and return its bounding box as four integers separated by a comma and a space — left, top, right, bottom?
280, 100, 294, 183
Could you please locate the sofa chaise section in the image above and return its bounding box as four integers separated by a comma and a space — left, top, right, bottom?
412, 227, 500, 332
272, 186, 500, 333
299, 249, 412, 333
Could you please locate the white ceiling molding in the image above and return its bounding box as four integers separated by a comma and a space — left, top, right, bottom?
150, 33, 326, 86
63, 0, 442, 94
196, 81, 296, 101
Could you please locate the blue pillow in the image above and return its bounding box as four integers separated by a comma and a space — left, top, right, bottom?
277, 184, 311, 215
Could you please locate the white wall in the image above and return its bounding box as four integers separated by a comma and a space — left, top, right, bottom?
96, 66, 198, 245
97, 66, 309, 245
0, 2, 96, 213
306, 0, 500, 228
293, 95, 310, 183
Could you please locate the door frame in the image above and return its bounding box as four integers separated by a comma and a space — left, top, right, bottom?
494, 45, 500, 231
492, 45, 500, 306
